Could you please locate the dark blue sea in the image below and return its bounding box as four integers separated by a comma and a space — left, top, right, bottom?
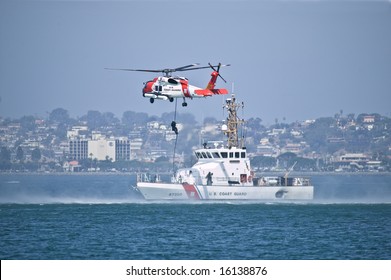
1, 173, 390, 260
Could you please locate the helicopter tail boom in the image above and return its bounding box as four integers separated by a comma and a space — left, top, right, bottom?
194, 88, 228, 96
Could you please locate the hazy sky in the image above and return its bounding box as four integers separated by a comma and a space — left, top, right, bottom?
1, 0, 390, 125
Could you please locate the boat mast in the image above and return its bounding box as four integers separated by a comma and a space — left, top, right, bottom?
223, 94, 244, 148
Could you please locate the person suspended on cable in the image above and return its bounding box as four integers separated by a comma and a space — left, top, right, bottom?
171, 121, 178, 135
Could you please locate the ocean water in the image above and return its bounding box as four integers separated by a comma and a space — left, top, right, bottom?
0, 174, 390, 260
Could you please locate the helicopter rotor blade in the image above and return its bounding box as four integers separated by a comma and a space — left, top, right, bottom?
174, 63, 201, 71
208, 63, 217, 72
177, 65, 214, 72
182, 63, 230, 73
106, 63, 204, 76
104, 68, 162, 73
105, 63, 230, 79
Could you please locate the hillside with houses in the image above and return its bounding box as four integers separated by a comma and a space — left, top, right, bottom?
1, 108, 390, 173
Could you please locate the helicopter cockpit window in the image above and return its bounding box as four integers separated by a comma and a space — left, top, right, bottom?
168, 78, 179, 85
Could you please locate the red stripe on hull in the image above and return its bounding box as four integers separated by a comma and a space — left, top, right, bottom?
182, 183, 201, 199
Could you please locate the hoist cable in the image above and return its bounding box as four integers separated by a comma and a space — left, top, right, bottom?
172, 99, 178, 174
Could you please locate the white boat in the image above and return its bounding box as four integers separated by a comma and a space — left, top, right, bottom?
135, 94, 314, 200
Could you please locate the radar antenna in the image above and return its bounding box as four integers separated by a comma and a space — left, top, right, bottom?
223, 94, 244, 148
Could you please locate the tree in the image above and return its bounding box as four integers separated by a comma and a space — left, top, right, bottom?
102, 112, 120, 126
85, 110, 102, 130
177, 113, 196, 124
16, 146, 24, 162
277, 152, 298, 169
251, 156, 277, 169
203, 117, 218, 125
19, 116, 36, 132
49, 108, 70, 124
247, 117, 264, 131
303, 117, 337, 152
295, 157, 317, 171
0, 147, 11, 161
0, 147, 12, 170
31, 148, 41, 162
122, 111, 149, 128
155, 156, 169, 163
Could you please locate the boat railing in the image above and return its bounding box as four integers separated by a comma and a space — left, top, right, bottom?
254, 176, 312, 186
137, 172, 312, 186
137, 173, 163, 183
180, 175, 251, 186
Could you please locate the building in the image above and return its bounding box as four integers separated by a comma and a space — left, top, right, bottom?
88, 138, 116, 161
333, 153, 370, 171
115, 138, 131, 161
256, 138, 277, 157
68, 134, 131, 162
130, 138, 143, 159
69, 139, 88, 160
339, 153, 369, 162
363, 115, 375, 123
67, 126, 88, 139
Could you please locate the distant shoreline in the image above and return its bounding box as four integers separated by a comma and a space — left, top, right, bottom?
1, 171, 390, 176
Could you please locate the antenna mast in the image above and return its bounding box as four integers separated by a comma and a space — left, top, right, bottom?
223, 94, 244, 148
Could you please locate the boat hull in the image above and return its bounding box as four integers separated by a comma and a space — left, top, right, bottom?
136, 182, 313, 200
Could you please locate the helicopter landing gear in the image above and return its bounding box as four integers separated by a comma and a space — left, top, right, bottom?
169, 97, 174, 102
182, 97, 187, 107
150, 98, 155, 104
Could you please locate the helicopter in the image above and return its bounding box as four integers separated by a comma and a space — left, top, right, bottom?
106, 63, 230, 107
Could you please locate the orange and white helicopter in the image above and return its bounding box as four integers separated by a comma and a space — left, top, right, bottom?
106, 63, 230, 107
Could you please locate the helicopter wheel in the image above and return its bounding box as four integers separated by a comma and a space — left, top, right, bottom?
169, 98, 174, 102
150, 98, 155, 104
182, 102, 187, 107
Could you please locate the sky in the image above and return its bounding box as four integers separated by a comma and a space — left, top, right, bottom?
1, 0, 391, 125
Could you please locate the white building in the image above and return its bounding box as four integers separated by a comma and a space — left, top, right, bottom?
88, 138, 116, 161
339, 153, 369, 162
69, 134, 131, 162
67, 126, 88, 139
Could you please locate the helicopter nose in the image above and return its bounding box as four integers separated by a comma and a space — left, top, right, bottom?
143, 81, 153, 94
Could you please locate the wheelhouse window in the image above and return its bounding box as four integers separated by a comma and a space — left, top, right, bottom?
212, 152, 221, 158
235, 152, 240, 158
221, 152, 228, 158
241, 152, 246, 158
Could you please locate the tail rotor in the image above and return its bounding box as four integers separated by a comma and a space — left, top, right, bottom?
208, 63, 230, 83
